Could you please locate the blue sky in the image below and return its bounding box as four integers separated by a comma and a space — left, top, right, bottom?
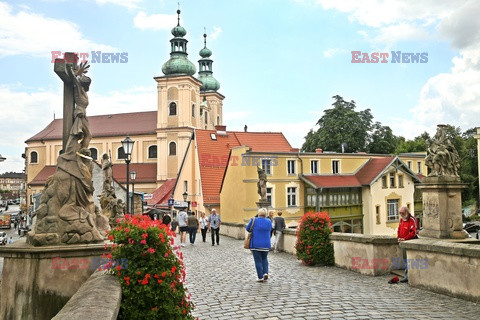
1, 0, 479, 173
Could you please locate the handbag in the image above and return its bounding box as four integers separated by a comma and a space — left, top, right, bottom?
244, 218, 255, 249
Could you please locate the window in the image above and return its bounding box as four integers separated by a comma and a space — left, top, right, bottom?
266, 187, 272, 205
387, 199, 399, 221
117, 147, 126, 160
417, 161, 422, 174
262, 159, 271, 175
89, 148, 98, 160
148, 145, 157, 159
332, 160, 339, 174
205, 111, 208, 124
310, 160, 318, 174
184, 181, 188, 193
389, 172, 395, 188
376, 206, 381, 224
287, 160, 296, 175
169, 102, 177, 116
382, 175, 387, 188
407, 161, 412, 169
287, 187, 297, 206
30, 151, 38, 164
398, 175, 404, 188
169, 142, 177, 156
217, 116, 220, 125
192, 104, 195, 118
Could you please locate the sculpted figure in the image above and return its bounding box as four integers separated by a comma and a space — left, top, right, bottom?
68, 62, 92, 149
101, 153, 113, 193
257, 167, 268, 201
425, 125, 460, 177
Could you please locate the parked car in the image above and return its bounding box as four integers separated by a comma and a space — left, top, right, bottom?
0, 231, 7, 245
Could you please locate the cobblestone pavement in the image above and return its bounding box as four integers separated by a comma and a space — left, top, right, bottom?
181, 236, 480, 320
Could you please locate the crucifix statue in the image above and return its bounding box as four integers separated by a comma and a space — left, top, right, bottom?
54, 52, 78, 152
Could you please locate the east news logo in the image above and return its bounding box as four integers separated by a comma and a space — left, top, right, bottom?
351, 51, 428, 63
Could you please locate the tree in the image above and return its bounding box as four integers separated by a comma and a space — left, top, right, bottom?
367, 122, 397, 154
302, 95, 373, 152
394, 132, 430, 154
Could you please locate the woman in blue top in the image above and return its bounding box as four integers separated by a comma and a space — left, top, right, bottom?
246, 208, 272, 282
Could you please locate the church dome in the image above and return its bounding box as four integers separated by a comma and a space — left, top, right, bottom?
162, 56, 196, 76
198, 74, 220, 92
199, 47, 212, 58
171, 25, 187, 37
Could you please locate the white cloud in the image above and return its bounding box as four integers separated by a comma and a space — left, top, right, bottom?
323, 48, 346, 58
210, 26, 222, 40
94, 0, 143, 10
0, 2, 116, 58
133, 11, 177, 31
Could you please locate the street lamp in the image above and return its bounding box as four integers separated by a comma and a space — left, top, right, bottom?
130, 170, 136, 214
182, 191, 190, 211
121, 136, 135, 213
0, 154, 5, 162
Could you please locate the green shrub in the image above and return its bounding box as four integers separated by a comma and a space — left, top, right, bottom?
295, 211, 334, 266
106, 214, 195, 319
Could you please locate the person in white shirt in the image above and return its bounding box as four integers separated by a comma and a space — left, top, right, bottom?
177, 207, 189, 247
199, 212, 209, 242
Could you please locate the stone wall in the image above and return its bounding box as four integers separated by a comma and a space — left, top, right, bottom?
330, 233, 402, 276
401, 238, 480, 302
52, 271, 121, 320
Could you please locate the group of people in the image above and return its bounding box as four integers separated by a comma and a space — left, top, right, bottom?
245, 208, 286, 283
165, 208, 222, 247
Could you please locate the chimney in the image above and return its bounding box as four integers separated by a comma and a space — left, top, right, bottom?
215, 125, 226, 132
315, 148, 323, 153
244, 125, 248, 132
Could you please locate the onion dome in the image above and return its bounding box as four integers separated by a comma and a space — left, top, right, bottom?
161, 9, 196, 76
197, 32, 220, 92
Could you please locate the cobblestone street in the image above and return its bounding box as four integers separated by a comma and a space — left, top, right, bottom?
181, 236, 480, 320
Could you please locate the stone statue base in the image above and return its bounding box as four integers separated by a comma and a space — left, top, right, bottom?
256, 200, 270, 209
0, 238, 107, 320
418, 176, 468, 239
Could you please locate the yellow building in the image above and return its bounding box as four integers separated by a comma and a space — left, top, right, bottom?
220, 149, 426, 235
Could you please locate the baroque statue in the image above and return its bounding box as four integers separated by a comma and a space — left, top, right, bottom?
99, 153, 125, 222
425, 124, 460, 177
257, 167, 268, 201
27, 61, 110, 246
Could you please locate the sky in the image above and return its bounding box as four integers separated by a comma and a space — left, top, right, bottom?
1, 0, 480, 173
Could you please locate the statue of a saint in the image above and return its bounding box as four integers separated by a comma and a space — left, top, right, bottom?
425, 125, 460, 177
257, 167, 268, 201
68, 62, 92, 150
101, 153, 113, 193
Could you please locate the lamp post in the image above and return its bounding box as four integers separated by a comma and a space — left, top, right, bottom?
121, 136, 135, 213
182, 191, 190, 212
130, 170, 136, 214
0, 154, 5, 162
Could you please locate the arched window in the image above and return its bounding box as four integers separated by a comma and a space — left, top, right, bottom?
192, 104, 195, 118
148, 145, 157, 159
217, 116, 220, 125
30, 151, 38, 164
169, 142, 177, 156
117, 147, 126, 159
169, 102, 177, 116
204, 111, 208, 124
89, 148, 98, 160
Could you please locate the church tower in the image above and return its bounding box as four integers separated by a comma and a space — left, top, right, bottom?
154, 10, 224, 182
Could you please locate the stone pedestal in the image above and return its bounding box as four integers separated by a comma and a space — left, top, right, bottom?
418, 176, 469, 239
0, 238, 106, 320
256, 200, 270, 209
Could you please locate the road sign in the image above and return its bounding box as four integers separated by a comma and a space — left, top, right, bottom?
191, 201, 197, 207
168, 198, 174, 206
173, 201, 188, 208
143, 194, 153, 200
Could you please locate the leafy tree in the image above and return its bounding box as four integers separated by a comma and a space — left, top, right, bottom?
394, 132, 430, 154
367, 122, 397, 154
302, 95, 373, 152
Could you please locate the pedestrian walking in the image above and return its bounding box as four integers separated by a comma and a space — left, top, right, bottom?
208, 208, 221, 246
246, 208, 272, 282
199, 212, 208, 242
178, 207, 189, 247
272, 211, 286, 253
162, 212, 172, 226
187, 212, 199, 245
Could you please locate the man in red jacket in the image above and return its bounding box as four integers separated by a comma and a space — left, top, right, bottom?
397, 206, 417, 283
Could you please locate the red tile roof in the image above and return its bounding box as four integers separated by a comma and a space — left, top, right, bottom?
26, 111, 157, 142
147, 178, 176, 207
302, 157, 396, 188
112, 163, 157, 184
195, 129, 292, 204
28, 166, 56, 186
